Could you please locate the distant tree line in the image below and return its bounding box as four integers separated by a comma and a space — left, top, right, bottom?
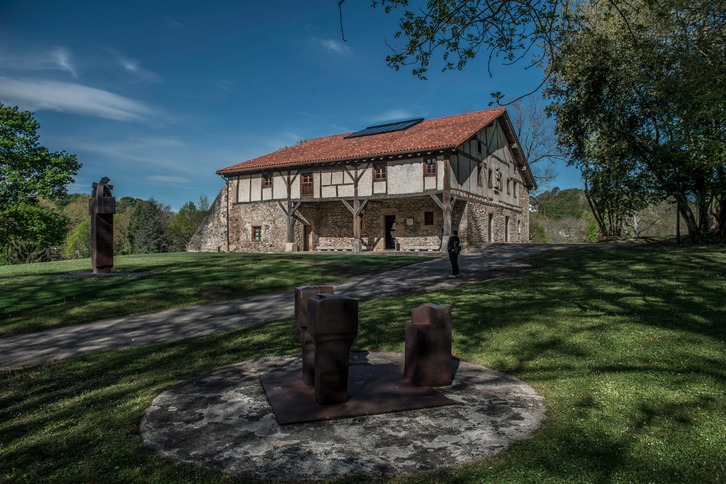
530, 188, 678, 243
59, 194, 209, 262
1, 102, 209, 265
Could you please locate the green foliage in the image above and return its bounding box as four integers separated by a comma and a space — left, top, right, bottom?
126, 198, 173, 254
529, 222, 549, 243
1, 244, 724, 481
167, 197, 208, 252
373, 0, 562, 79
0, 202, 68, 264
0, 104, 80, 207
547, 0, 726, 238
533, 187, 587, 219
585, 220, 600, 242
0, 104, 80, 263
530, 187, 598, 242
62, 218, 91, 259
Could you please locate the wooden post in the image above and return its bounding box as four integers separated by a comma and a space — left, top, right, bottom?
443, 158, 452, 237
344, 164, 369, 253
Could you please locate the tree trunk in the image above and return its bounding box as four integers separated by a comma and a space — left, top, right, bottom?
675, 191, 700, 238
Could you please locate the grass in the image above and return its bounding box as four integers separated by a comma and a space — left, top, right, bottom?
0, 251, 435, 337
1, 243, 724, 482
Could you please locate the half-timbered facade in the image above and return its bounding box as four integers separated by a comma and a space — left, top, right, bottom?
189, 107, 536, 253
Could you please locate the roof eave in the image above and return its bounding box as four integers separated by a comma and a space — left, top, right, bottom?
216, 146, 459, 176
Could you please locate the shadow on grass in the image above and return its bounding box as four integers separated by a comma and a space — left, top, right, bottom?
1, 243, 724, 482
0, 252, 431, 337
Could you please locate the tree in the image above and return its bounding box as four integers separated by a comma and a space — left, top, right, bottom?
1, 203, 68, 263
63, 218, 91, 259
373, 0, 564, 83
1, 104, 81, 207
546, 0, 725, 239
168, 196, 209, 252
126, 199, 173, 254
1, 104, 81, 262
509, 94, 561, 191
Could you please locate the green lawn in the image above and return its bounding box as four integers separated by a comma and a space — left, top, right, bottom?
1, 243, 724, 482
0, 252, 434, 337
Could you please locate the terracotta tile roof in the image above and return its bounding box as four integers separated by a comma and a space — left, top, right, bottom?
217, 107, 508, 175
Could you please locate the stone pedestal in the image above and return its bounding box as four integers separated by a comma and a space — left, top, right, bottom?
307, 294, 358, 405
404, 303, 452, 386
89, 177, 116, 274
294, 285, 334, 386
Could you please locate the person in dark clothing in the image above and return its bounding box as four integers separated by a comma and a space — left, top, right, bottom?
447, 230, 461, 278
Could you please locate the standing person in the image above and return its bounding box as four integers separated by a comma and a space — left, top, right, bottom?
447, 230, 461, 278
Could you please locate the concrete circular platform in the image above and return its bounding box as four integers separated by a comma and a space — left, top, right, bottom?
140, 352, 546, 480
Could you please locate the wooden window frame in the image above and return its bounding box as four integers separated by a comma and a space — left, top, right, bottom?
373, 163, 387, 181
252, 226, 262, 242
423, 158, 437, 177
300, 172, 314, 197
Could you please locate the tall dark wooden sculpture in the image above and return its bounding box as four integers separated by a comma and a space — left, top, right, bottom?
90, 177, 116, 274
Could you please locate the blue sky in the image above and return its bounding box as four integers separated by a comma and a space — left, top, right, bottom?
1, 0, 582, 210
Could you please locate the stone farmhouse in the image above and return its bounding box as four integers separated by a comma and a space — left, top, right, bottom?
189, 107, 536, 253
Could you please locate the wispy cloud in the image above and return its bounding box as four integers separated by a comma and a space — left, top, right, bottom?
320, 39, 352, 55
70, 136, 199, 175
50, 47, 78, 78
117, 56, 162, 83
0, 77, 158, 122
0, 46, 79, 77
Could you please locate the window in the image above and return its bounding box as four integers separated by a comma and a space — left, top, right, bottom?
487, 168, 493, 188
252, 226, 262, 242
506, 178, 511, 194
373, 163, 387, 181
513, 181, 518, 198
477, 140, 482, 155
424, 211, 434, 225
262, 174, 272, 188
424, 158, 437, 177
301, 173, 314, 197
477, 165, 483, 186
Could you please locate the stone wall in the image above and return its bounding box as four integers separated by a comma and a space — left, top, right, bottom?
228, 201, 289, 253
187, 186, 228, 252
191, 182, 531, 253
359, 197, 450, 251
462, 200, 529, 246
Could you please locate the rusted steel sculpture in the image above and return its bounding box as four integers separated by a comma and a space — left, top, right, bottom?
89, 177, 116, 274
294, 285, 335, 386
307, 294, 358, 405
404, 303, 453, 386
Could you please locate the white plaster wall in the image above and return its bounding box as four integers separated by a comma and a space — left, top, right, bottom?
389, 162, 423, 194
359, 170, 373, 196
238, 177, 251, 203
338, 184, 354, 197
